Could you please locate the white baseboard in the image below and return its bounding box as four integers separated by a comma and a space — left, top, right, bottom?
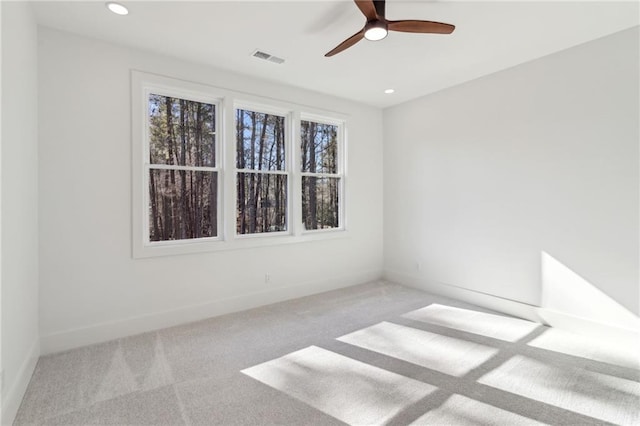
384, 269, 640, 344
2, 337, 40, 426
40, 269, 383, 355
384, 269, 545, 321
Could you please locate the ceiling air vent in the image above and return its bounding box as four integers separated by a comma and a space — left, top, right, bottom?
252, 49, 285, 65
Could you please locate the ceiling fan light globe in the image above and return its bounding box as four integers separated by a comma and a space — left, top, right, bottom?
106, 2, 128, 15
364, 21, 388, 41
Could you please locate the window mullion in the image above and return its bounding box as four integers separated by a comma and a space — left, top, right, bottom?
223, 95, 237, 242
292, 110, 302, 237
339, 124, 347, 230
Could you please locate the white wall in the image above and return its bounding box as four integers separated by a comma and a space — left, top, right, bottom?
38, 28, 384, 353
384, 27, 639, 331
1, 2, 40, 424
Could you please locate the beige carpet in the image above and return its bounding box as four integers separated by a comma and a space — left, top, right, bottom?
14, 281, 640, 425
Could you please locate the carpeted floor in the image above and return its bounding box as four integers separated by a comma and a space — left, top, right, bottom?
14, 281, 640, 425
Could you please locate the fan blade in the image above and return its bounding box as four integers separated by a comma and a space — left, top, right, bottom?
325, 29, 365, 57
354, 0, 378, 21
388, 20, 455, 34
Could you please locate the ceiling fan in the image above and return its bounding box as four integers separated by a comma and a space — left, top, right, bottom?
325, 0, 455, 57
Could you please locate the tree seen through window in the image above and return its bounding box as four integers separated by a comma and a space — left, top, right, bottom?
148, 94, 218, 241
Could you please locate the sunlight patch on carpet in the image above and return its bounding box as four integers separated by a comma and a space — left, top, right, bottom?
528, 327, 640, 369
403, 304, 540, 342
478, 355, 640, 425
241, 345, 436, 425
338, 321, 499, 376
409, 393, 546, 425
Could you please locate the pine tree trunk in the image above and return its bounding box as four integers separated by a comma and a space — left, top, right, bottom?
149, 171, 160, 239
275, 119, 283, 229
254, 114, 268, 231
237, 109, 247, 233
179, 99, 189, 239
247, 112, 258, 233
165, 97, 179, 239
309, 122, 318, 229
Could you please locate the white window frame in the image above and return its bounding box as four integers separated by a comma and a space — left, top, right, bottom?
299, 113, 346, 234
234, 102, 293, 239
132, 71, 227, 258
132, 71, 349, 258
144, 89, 222, 244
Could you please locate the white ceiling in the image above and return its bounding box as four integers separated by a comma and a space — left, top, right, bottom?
31, 1, 639, 108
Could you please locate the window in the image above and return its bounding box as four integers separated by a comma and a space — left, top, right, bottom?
132, 71, 346, 258
301, 119, 343, 231
146, 93, 220, 242
235, 108, 288, 235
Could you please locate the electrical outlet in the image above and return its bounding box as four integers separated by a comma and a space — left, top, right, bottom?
416, 262, 421, 271
265, 273, 271, 283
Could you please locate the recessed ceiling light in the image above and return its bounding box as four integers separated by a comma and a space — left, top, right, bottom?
384, 89, 395, 94
106, 2, 128, 15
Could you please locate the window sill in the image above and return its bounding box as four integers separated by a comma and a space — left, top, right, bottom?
133, 229, 349, 259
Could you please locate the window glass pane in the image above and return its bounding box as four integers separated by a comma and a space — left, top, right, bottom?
236, 109, 285, 171
301, 121, 338, 174
149, 94, 216, 167
149, 169, 218, 241
237, 173, 287, 234
302, 177, 339, 230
